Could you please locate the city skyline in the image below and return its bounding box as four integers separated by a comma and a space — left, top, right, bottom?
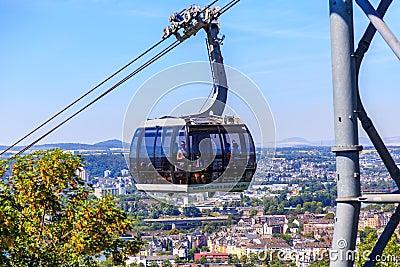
1, 0, 400, 146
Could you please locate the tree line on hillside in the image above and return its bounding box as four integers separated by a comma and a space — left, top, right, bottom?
82, 154, 127, 178
0, 150, 143, 266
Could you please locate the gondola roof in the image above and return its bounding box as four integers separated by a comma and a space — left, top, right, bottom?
141, 115, 245, 128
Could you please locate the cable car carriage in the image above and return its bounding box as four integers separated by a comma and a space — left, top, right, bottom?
129, 5, 257, 193
129, 116, 256, 193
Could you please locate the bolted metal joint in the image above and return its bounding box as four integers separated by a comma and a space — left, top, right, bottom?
331, 145, 363, 153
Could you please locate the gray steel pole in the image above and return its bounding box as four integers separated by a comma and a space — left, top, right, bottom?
329, 1, 362, 266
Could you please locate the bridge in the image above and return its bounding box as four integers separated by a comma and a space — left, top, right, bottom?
144, 216, 229, 230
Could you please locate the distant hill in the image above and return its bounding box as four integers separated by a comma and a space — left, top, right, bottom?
31, 143, 96, 151
30, 139, 125, 151
276, 136, 377, 147
317, 137, 372, 147
0, 139, 128, 153
276, 136, 400, 147
93, 139, 124, 149
382, 136, 400, 146
277, 137, 317, 147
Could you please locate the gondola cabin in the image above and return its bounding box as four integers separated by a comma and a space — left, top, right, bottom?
129, 116, 256, 193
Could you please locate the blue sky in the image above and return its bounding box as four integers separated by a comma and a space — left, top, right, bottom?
1, 0, 399, 145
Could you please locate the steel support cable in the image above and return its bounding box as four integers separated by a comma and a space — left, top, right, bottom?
12, 40, 181, 158
1, 0, 228, 157
8, 0, 238, 158
0, 38, 167, 156
351, 1, 400, 266
220, 0, 240, 14
177, 0, 219, 14
206, 0, 220, 10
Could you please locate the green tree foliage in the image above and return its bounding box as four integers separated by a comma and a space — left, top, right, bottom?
324, 213, 335, 219
188, 248, 196, 260
200, 246, 210, 252
82, 154, 127, 178
174, 255, 182, 264
273, 234, 293, 246
261, 179, 336, 215
262, 251, 296, 267
148, 202, 181, 219
162, 260, 172, 267
248, 252, 259, 265
240, 254, 248, 264
295, 204, 302, 213
99, 257, 114, 267
228, 254, 240, 264
182, 206, 202, 217
309, 259, 329, 267
202, 209, 211, 216
357, 228, 400, 267
200, 255, 207, 264
277, 203, 285, 214
303, 201, 323, 213
359, 226, 377, 241
267, 205, 277, 214
250, 208, 258, 217
0, 150, 143, 266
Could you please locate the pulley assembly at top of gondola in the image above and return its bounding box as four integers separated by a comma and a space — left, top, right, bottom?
129, 4, 257, 193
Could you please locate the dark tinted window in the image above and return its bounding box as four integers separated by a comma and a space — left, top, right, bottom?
144, 128, 157, 165
189, 126, 222, 171
129, 128, 142, 175
136, 128, 158, 183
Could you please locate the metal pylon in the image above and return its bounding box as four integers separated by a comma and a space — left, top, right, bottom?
329, 1, 400, 267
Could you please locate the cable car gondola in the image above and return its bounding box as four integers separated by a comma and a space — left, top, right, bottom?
129, 116, 256, 193
129, 5, 257, 193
